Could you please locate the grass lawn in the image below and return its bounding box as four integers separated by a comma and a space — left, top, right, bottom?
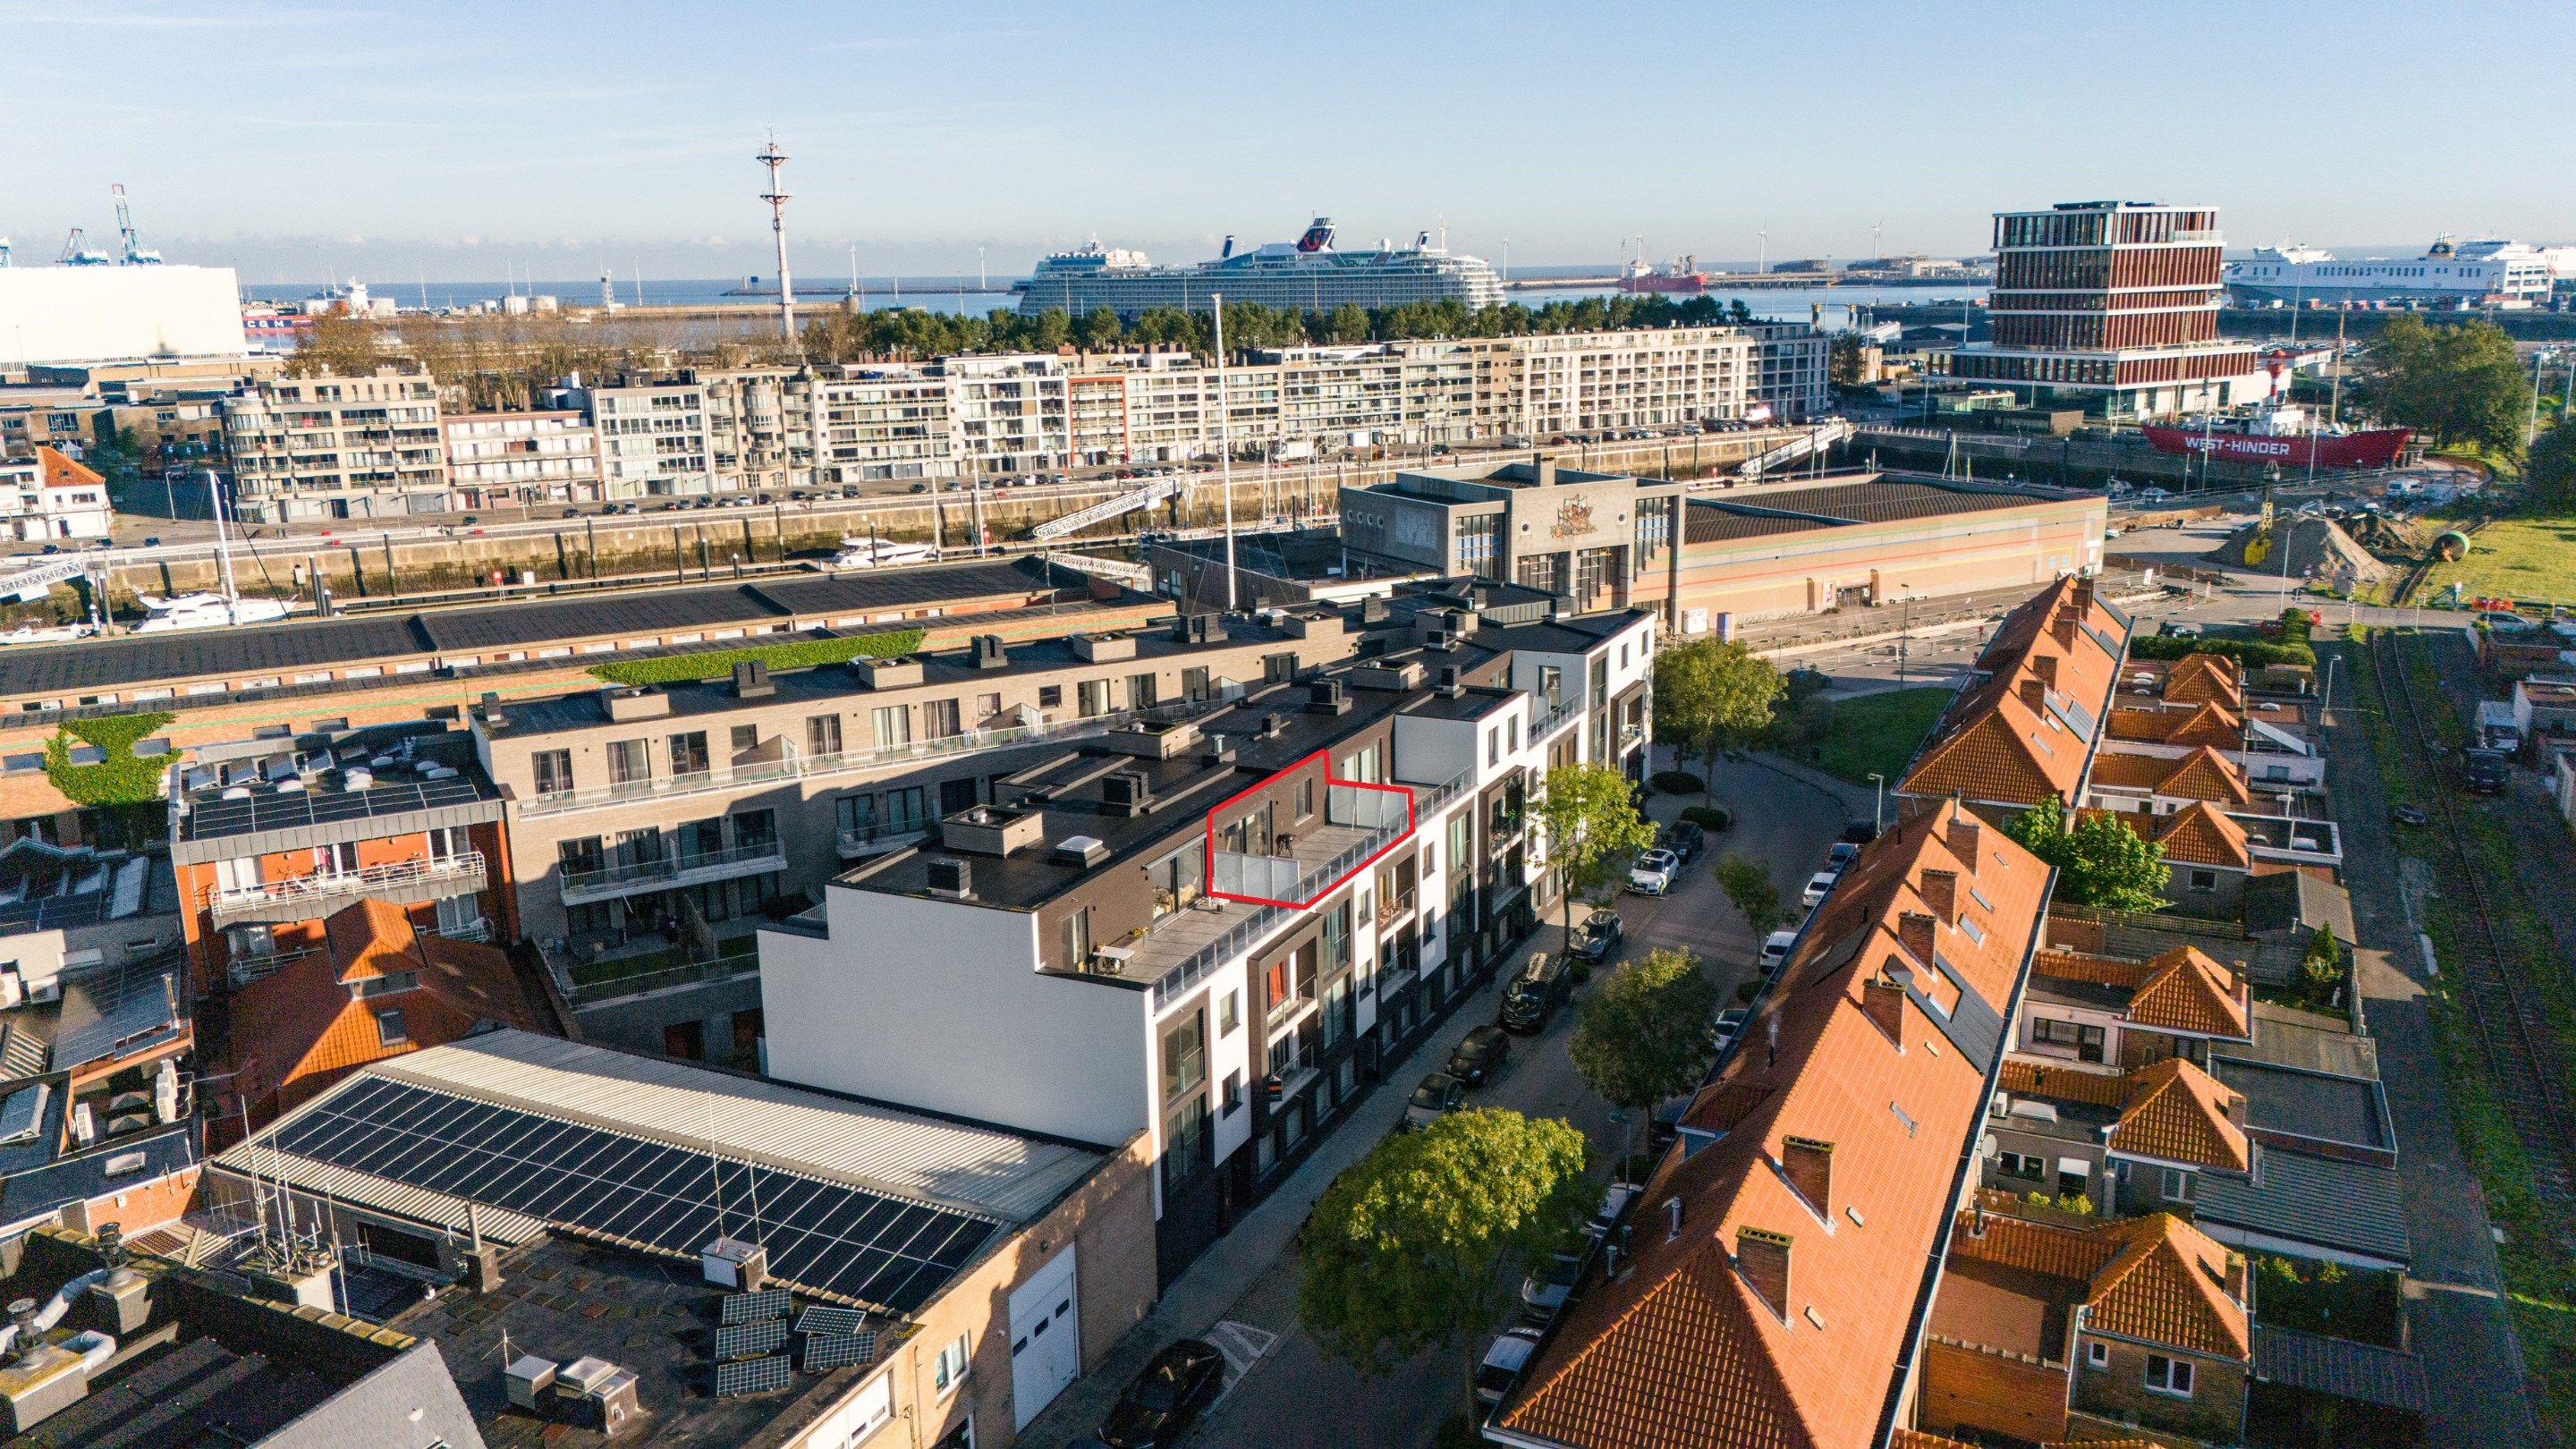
1803, 686, 1953, 786
2419, 513, 2576, 607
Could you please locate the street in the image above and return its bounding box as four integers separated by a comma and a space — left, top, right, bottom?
1022, 754, 1865, 1449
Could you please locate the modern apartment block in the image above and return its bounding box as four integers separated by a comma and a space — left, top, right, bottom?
1945, 200, 2265, 419
220, 364, 450, 521
757, 604, 1655, 1280
439, 408, 603, 508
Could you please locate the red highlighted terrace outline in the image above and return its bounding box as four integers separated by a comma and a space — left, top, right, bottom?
1202, 750, 1418, 911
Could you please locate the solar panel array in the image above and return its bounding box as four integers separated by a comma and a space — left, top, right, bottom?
723, 1289, 793, 1326
794, 1306, 867, 1337
714, 1354, 793, 1399
801, 1331, 877, 1371
268, 1077, 997, 1313
182, 775, 487, 842
716, 1319, 790, 1361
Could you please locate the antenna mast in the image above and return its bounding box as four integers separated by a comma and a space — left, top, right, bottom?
1212, 293, 1238, 613
757, 134, 797, 345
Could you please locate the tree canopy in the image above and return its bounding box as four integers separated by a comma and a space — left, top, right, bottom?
1570, 947, 1720, 1157
1713, 852, 1784, 940
1298, 1108, 1590, 1412
2002, 795, 2171, 913
2522, 419, 2576, 514
1534, 762, 1658, 946
2359, 315, 2534, 460
1652, 639, 1786, 789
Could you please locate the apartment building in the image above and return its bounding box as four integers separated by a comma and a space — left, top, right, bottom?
439, 408, 603, 508
580, 375, 714, 498
1340, 459, 1690, 611
758, 606, 1655, 1281
165, 724, 513, 998
220, 364, 449, 521
0, 446, 113, 541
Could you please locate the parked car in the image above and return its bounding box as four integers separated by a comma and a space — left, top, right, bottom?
1520, 1251, 1584, 1319
1586, 1182, 1640, 1242
1759, 929, 1798, 974
2393, 804, 2429, 826
1659, 819, 1707, 864
2138, 487, 2173, 503
1500, 953, 1572, 1034
1839, 821, 1878, 845
560, 507, 582, 519
2462, 748, 2509, 794
1627, 848, 1682, 895
1096, 1339, 1226, 1449
1712, 1007, 1750, 1055
1826, 842, 1860, 870
1446, 1024, 1513, 1088
1476, 1328, 1545, 1409
1570, 911, 1623, 964
1404, 1072, 1467, 1130
1801, 870, 1839, 909
141, 536, 161, 547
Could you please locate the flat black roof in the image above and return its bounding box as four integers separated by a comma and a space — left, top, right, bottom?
0, 557, 1076, 699
1683, 479, 2073, 546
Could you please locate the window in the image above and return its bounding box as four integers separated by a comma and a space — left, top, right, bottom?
1161, 1012, 1207, 1102
732, 808, 778, 854
871, 705, 911, 751
1077, 678, 1113, 717
532, 749, 573, 798
1182, 666, 1211, 701
1038, 684, 1063, 709
1063, 906, 1093, 968
1296, 778, 1315, 820
1487, 728, 1501, 767
2086, 1339, 2108, 1370
606, 738, 651, 788
1218, 990, 1240, 1035
932, 1333, 970, 1397
2189, 869, 2217, 893
807, 714, 843, 758
1508, 714, 1520, 752
2030, 1015, 2106, 1063
1538, 665, 1563, 708
1129, 673, 1158, 709
925, 698, 963, 739
374, 1007, 409, 1046
975, 691, 1002, 720
1996, 1151, 2046, 1182
2160, 1166, 2196, 1203
1264, 652, 1298, 684
1222, 1070, 1243, 1114
730, 724, 758, 755
668, 731, 710, 779
350, 970, 419, 1000
2144, 1353, 2195, 1398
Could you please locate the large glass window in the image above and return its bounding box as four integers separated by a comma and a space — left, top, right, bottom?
532, 749, 573, 798
1077, 678, 1114, 717
606, 739, 650, 789
871, 705, 911, 752
668, 731, 710, 780
731, 808, 778, 855
1161, 1011, 1207, 1102
924, 699, 963, 739
806, 714, 843, 759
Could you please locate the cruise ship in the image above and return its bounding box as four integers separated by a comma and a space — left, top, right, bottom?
1014, 217, 1506, 318
2224, 237, 2573, 306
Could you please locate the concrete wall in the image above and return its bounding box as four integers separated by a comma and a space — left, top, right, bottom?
0, 266, 247, 366
759, 887, 1150, 1147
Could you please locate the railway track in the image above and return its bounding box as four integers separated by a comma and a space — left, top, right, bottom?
2392, 515, 2487, 607
2368, 630, 2576, 1205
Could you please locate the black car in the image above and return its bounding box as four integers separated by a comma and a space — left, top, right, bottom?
2462, 748, 2509, 794
1404, 1072, 1468, 1130
1658, 819, 1706, 864
1097, 1339, 1226, 1449
1570, 911, 1622, 964
1500, 953, 1571, 1034
1448, 1025, 1512, 1087
1839, 821, 1879, 845
2393, 804, 2428, 826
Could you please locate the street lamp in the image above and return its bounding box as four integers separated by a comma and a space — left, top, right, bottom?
1867, 772, 1885, 834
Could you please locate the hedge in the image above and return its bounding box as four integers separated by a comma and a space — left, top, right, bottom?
45, 710, 175, 807
1648, 769, 1706, 795
589, 629, 926, 687
1680, 804, 1733, 832
2128, 632, 2316, 669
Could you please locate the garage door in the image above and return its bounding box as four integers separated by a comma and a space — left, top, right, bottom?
1008, 1245, 1080, 1430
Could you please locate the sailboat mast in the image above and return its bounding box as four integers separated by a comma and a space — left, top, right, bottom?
207, 470, 241, 623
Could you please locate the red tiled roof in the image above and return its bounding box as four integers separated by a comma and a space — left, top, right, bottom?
1900, 579, 2130, 809
2104, 1059, 2250, 1173
2127, 945, 2251, 1039
34, 445, 102, 491
1941, 1209, 2249, 1363
2149, 802, 2252, 870
2106, 699, 2242, 750
2086, 747, 2250, 807
1497, 804, 2053, 1449
2164, 652, 2245, 708
2000, 1058, 2131, 1110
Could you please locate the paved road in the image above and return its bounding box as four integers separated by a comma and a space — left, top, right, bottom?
1012, 753, 1862, 1449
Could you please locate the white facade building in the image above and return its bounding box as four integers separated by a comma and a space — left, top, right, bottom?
0, 448, 114, 541
220, 366, 450, 522
0, 265, 249, 369
441, 410, 603, 507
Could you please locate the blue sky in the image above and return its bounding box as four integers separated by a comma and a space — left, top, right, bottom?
4, 0, 2567, 283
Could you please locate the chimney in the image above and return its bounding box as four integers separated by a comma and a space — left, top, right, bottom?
1862, 963, 1910, 1042
1946, 814, 1983, 871
1897, 911, 1937, 964
732, 659, 774, 699
2224, 1089, 2249, 1132
1919, 869, 1958, 924
2030, 653, 2058, 691
2072, 575, 2096, 611
2052, 611, 2078, 650
970, 634, 1010, 669
1735, 1228, 1792, 1318
1781, 1138, 1833, 1216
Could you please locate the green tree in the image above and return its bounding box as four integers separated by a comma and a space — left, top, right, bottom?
1570, 947, 1719, 1159
2360, 315, 2533, 459
1073, 307, 1125, 352
1652, 638, 1785, 791
1533, 761, 1659, 952
2522, 419, 2576, 513
1713, 853, 1783, 940
2003, 795, 2171, 912
1298, 1109, 1590, 1416
1829, 335, 1866, 387
2301, 921, 2343, 1004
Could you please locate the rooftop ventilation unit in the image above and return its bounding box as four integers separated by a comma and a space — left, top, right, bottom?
1306, 679, 1351, 716
926, 857, 973, 899
1172, 614, 1219, 644
556, 1357, 641, 1436
969, 634, 1009, 669
732, 660, 775, 699
1258, 712, 1289, 740
1101, 771, 1153, 818
506, 1355, 558, 1412
1435, 666, 1464, 698
1051, 835, 1110, 869
700, 1236, 767, 1292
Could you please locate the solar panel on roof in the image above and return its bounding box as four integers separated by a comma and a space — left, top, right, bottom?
182, 775, 487, 842
721, 1288, 793, 1326
795, 1305, 868, 1337
714, 1353, 792, 1398
715, 1319, 790, 1360
801, 1330, 876, 1371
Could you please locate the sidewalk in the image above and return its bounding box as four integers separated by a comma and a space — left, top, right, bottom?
1017, 947, 1532, 1448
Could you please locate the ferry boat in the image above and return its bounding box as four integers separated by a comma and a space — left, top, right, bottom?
2224, 237, 2570, 306
2141, 402, 2411, 470
1015, 217, 1505, 318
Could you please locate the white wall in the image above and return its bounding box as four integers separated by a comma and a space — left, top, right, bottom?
0, 267, 248, 364
760, 890, 1151, 1146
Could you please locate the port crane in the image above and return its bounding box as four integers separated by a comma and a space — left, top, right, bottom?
57, 228, 111, 267
112, 184, 162, 265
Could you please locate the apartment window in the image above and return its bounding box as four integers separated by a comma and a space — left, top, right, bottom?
558, 836, 605, 875
2160, 1166, 2196, 1204
871, 705, 911, 751
807, 714, 843, 758
885, 786, 928, 831
2144, 1353, 2195, 1398
1218, 990, 1240, 1035
940, 776, 977, 815
835, 794, 877, 837
349, 970, 419, 1000
1162, 1012, 1207, 1102
314, 842, 359, 876
1508, 714, 1521, 752
1264, 652, 1298, 684
374, 1007, 409, 1047
730, 724, 758, 756
606, 739, 651, 787
975, 692, 1003, 720
1038, 684, 1063, 709
732, 809, 778, 855
2086, 1340, 2109, 1370
2030, 1016, 2106, 1063
932, 1334, 971, 1397
1296, 778, 1315, 820
1487, 728, 1501, 767
1996, 1151, 2046, 1182
1221, 1070, 1243, 1115
1129, 673, 1158, 709
1077, 679, 1114, 717
1538, 665, 1563, 708
668, 731, 711, 779
532, 749, 573, 798
1182, 666, 1211, 701
2189, 869, 2217, 893
925, 698, 963, 739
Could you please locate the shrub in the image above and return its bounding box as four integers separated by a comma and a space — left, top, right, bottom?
1680, 805, 1733, 832
589, 628, 925, 687
1735, 979, 1760, 1004
2129, 631, 2316, 669
1649, 770, 1705, 795
44, 710, 175, 808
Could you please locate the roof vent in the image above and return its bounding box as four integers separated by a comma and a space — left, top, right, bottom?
925, 858, 973, 899
1101, 771, 1153, 817
969, 634, 1009, 669
1258, 712, 1289, 740
732, 660, 775, 699
1201, 733, 1235, 764
1306, 679, 1351, 716
1436, 666, 1464, 698
1358, 596, 1389, 625
506, 1356, 558, 1413
1172, 614, 1219, 645
1051, 835, 1110, 869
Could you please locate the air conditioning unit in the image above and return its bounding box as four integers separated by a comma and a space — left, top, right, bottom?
700, 1236, 767, 1292
555, 1357, 641, 1436
505, 1355, 558, 1411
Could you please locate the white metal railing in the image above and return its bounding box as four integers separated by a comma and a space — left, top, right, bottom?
518, 685, 1242, 818
1212, 852, 1301, 900
560, 841, 782, 896
205, 852, 486, 922
1148, 768, 1471, 1010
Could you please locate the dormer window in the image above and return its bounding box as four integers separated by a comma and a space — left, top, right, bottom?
349, 970, 419, 1001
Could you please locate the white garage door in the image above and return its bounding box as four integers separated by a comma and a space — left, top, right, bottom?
1008, 1245, 1080, 1431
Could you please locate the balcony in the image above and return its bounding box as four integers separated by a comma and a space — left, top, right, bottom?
206, 852, 487, 928
836, 821, 932, 859
560, 841, 785, 904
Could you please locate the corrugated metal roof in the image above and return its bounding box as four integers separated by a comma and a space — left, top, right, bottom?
212, 1142, 549, 1243
363, 1030, 1101, 1224
2196, 1148, 2411, 1267
2253, 1324, 2428, 1413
